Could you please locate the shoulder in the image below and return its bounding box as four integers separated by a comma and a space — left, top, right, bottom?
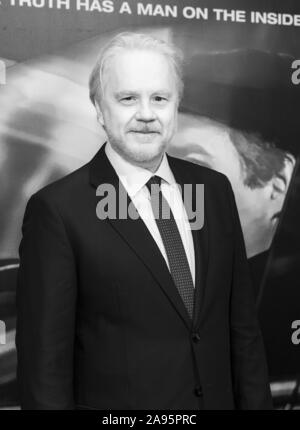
28, 160, 91, 212
167, 153, 231, 189
167, 155, 236, 229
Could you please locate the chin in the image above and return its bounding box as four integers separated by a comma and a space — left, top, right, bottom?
128, 141, 166, 161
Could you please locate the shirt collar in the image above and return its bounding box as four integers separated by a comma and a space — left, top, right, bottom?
105, 141, 176, 199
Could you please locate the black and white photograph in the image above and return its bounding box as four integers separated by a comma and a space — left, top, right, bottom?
0, 0, 299, 412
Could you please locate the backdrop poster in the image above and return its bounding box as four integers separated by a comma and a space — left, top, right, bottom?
0, 0, 300, 408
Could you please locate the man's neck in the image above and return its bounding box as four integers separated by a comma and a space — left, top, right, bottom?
137, 153, 165, 173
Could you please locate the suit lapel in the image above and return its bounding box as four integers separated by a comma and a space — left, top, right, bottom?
89, 144, 194, 330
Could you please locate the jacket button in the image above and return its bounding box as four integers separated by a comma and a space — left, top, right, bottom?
194, 385, 203, 397
192, 332, 200, 343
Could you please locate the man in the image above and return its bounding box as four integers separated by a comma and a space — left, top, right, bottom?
170, 113, 295, 259
170, 49, 299, 260
16, 32, 272, 410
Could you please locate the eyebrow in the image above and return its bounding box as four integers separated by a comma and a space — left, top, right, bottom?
185, 143, 213, 158
114, 91, 173, 98
153, 91, 173, 97
114, 91, 138, 98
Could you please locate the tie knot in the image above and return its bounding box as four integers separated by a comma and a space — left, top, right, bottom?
146, 175, 162, 194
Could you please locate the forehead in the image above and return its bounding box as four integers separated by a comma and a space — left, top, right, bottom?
172, 113, 243, 178
103, 49, 176, 93
177, 114, 238, 155
173, 113, 241, 171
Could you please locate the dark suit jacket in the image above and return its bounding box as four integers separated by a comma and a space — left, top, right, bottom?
15, 143, 273, 410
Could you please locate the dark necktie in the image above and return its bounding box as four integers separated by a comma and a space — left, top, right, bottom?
146, 175, 195, 320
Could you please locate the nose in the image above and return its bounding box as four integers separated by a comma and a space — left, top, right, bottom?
135, 100, 156, 122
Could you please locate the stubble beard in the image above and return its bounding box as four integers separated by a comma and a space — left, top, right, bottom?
106, 129, 168, 169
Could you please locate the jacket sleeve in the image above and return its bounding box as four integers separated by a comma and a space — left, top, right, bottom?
226, 178, 273, 410
15, 193, 77, 409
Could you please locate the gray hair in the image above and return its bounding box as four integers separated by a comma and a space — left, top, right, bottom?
89, 31, 184, 106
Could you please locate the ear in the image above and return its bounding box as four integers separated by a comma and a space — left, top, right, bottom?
95, 101, 105, 127
271, 155, 296, 200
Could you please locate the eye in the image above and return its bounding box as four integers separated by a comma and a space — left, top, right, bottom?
120, 96, 136, 105
273, 177, 286, 194
153, 95, 168, 103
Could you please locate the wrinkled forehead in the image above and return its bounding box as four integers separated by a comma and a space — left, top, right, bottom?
101, 48, 178, 95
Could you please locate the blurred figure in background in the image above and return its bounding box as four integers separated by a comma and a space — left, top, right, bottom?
169, 48, 299, 260
171, 113, 295, 258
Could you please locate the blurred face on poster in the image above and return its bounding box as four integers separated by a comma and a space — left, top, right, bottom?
94, 49, 179, 170
170, 112, 295, 258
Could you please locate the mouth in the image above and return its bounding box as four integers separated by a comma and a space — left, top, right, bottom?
127, 130, 161, 143
129, 130, 160, 134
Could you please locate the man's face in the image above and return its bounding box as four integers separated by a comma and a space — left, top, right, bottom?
96, 49, 179, 169
170, 113, 295, 258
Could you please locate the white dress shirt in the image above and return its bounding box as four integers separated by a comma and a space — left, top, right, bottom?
105, 142, 196, 287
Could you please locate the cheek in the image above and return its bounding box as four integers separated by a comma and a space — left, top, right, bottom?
215, 148, 237, 172
236, 188, 268, 220
161, 108, 177, 130
105, 105, 133, 128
